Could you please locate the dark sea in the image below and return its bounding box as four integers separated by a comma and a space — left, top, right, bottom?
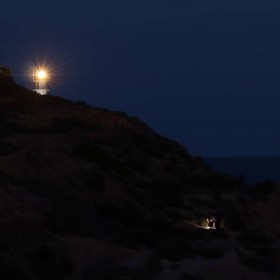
204, 157, 280, 184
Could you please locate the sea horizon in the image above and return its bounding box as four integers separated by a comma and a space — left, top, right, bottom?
203, 156, 280, 184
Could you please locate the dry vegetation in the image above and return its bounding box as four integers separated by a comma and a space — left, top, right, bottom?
0, 72, 279, 279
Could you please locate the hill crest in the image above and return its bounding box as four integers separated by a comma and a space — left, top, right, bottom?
0, 70, 279, 280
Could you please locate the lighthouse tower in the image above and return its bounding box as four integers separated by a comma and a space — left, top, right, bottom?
33, 69, 49, 95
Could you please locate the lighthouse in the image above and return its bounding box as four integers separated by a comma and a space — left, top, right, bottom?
33, 69, 49, 95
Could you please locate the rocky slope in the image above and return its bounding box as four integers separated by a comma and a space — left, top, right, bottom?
0, 70, 279, 280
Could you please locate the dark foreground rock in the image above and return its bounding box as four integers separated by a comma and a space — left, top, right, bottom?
0, 70, 279, 280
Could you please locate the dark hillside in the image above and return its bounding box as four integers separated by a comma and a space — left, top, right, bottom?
0, 70, 279, 280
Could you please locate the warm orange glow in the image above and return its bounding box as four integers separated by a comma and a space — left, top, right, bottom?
37, 69, 47, 80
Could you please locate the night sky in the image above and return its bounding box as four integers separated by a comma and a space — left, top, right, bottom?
1, 0, 280, 157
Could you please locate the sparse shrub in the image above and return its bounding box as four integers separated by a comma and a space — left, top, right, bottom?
195, 246, 224, 259
136, 254, 162, 280
111, 226, 157, 249
74, 142, 112, 165
192, 174, 240, 193
0, 169, 12, 185
0, 139, 19, 155
19, 174, 70, 201
189, 197, 216, 210
81, 266, 99, 280
239, 253, 279, 273
130, 132, 165, 159
237, 229, 273, 256
155, 236, 194, 261
0, 257, 30, 280
0, 66, 11, 75
247, 180, 277, 200
82, 263, 135, 280
187, 228, 228, 242
74, 142, 133, 178
189, 197, 203, 204
49, 196, 97, 236
0, 122, 22, 136
147, 212, 170, 232
220, 199, 247, 231
212, 229, 229, 239
75, 100, 91, 107
180, 272, 203, 280
138, 180, 185, 209
1, 220, 48, 251
183, 203, 194, 212
95, 200, 148, 229
222, 216, 246, 232
170, 262, 180, 271
48, 118, 102, 133
127, 157, 150, 174
0, 233, 11, 252
28, 244, 75, 279
82, 169, 106, 191
237, 229, 273, 245
81, 266, 121, 280
166, 208, 182, 220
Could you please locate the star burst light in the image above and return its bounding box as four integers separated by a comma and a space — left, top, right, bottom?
36, 69, 48, 80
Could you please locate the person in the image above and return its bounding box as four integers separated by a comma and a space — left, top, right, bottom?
207, 216, 216, 229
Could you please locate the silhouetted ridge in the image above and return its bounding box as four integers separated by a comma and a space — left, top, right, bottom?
0, 66, 15, 89
0, 69, 279, 280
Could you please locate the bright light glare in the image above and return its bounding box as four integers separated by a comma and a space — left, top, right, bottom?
37, 70, 47, 80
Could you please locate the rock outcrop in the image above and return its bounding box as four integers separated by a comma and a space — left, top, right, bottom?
0, 71, 279, 280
